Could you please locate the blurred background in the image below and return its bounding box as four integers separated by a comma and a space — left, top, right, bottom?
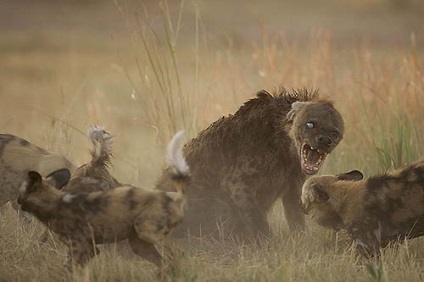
0, 0, 423, 186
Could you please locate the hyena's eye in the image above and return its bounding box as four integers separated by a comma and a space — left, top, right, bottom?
306, 122, 314, 129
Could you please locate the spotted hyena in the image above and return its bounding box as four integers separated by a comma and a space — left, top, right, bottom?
0, 134, 76, 218
18, 131, 189, 270
301, 161, 424, 257
156, 88, 344, 238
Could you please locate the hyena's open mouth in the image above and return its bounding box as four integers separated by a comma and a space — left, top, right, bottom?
300, 143, 327, 175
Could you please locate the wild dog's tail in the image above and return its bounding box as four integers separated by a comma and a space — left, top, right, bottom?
88, 125, 114, 167
166, 130, 190, 199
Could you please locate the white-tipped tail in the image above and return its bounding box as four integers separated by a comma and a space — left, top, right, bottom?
166, 130, 190, 177
87, 125, 114, 166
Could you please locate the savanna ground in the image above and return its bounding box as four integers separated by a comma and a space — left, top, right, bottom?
1, 0, 424, 281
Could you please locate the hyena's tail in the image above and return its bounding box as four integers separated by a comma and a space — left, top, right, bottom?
88, 125, 114, 167
166, 130, 190, 199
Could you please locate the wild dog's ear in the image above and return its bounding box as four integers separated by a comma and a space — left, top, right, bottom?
45, 168, 71, 189
336, 170, 363, 181
287, 101, 309, 121
26, 171, 43, 193
311, 183, 329, 203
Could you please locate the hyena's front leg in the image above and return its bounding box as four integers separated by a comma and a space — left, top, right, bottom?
281, 178, 305, 232
230, 184, 270, 238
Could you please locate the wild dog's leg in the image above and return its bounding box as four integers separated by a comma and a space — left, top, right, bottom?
0, 197, 10, 216
38, 229, 49, 244
10, 200, 32, 223
281, 178, 305, 232
63, 240, 99, 270
347, 222, 382, 258
128, 232, 162, 266
229, 183, 270, 238
133, 212, 168, 243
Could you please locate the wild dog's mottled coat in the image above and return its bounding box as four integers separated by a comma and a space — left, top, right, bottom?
38, 126, 121, 243
0, 134, 76, 211
18, 131, 189, 269
301, 161, 424, 256
157, 88, 344, 238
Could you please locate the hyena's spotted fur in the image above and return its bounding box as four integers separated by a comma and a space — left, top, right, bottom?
301, 161, 424, 257
18, 131, 190, 270
0, 134, 76, 214
156, 88, 344, 238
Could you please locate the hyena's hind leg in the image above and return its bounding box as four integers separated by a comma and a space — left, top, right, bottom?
229, 182, 270, 238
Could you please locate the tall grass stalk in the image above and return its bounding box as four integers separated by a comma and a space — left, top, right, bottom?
123, 0, 199, 149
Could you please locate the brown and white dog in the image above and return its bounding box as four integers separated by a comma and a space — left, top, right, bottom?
18, 131, 190, 270
301, 161, 424, 257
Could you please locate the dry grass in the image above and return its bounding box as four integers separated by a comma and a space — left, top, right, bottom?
1, 0, 424, 281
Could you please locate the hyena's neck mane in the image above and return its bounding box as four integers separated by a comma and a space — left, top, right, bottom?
235, 88, 318, 124
188, 88, 318, 154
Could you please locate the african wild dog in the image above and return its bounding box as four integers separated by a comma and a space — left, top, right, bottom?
18, 131, 190, 270
301, 161, 424, 257
38, 125, 122, 243
0, 134, 76, 218
156, 88, 344, 238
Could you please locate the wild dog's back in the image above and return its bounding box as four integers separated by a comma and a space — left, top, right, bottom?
301, 161, 424, 256
360, 160, 424, 240
57, 130, 190, 243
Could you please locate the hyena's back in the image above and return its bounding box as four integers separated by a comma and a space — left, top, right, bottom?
0, 134, 76, 207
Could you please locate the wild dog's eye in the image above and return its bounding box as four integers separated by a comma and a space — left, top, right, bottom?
306, 122, 314, 129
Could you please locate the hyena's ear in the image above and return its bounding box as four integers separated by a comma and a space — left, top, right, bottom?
26, 171, 43, 193
287, 101, 309, 121
256, 89, 273, 99
311, 183, 329, 203
45, 168, 71, 189
336, 170, 363, 181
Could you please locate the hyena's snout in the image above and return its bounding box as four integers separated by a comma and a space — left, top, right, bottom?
316, 134, 333, 148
